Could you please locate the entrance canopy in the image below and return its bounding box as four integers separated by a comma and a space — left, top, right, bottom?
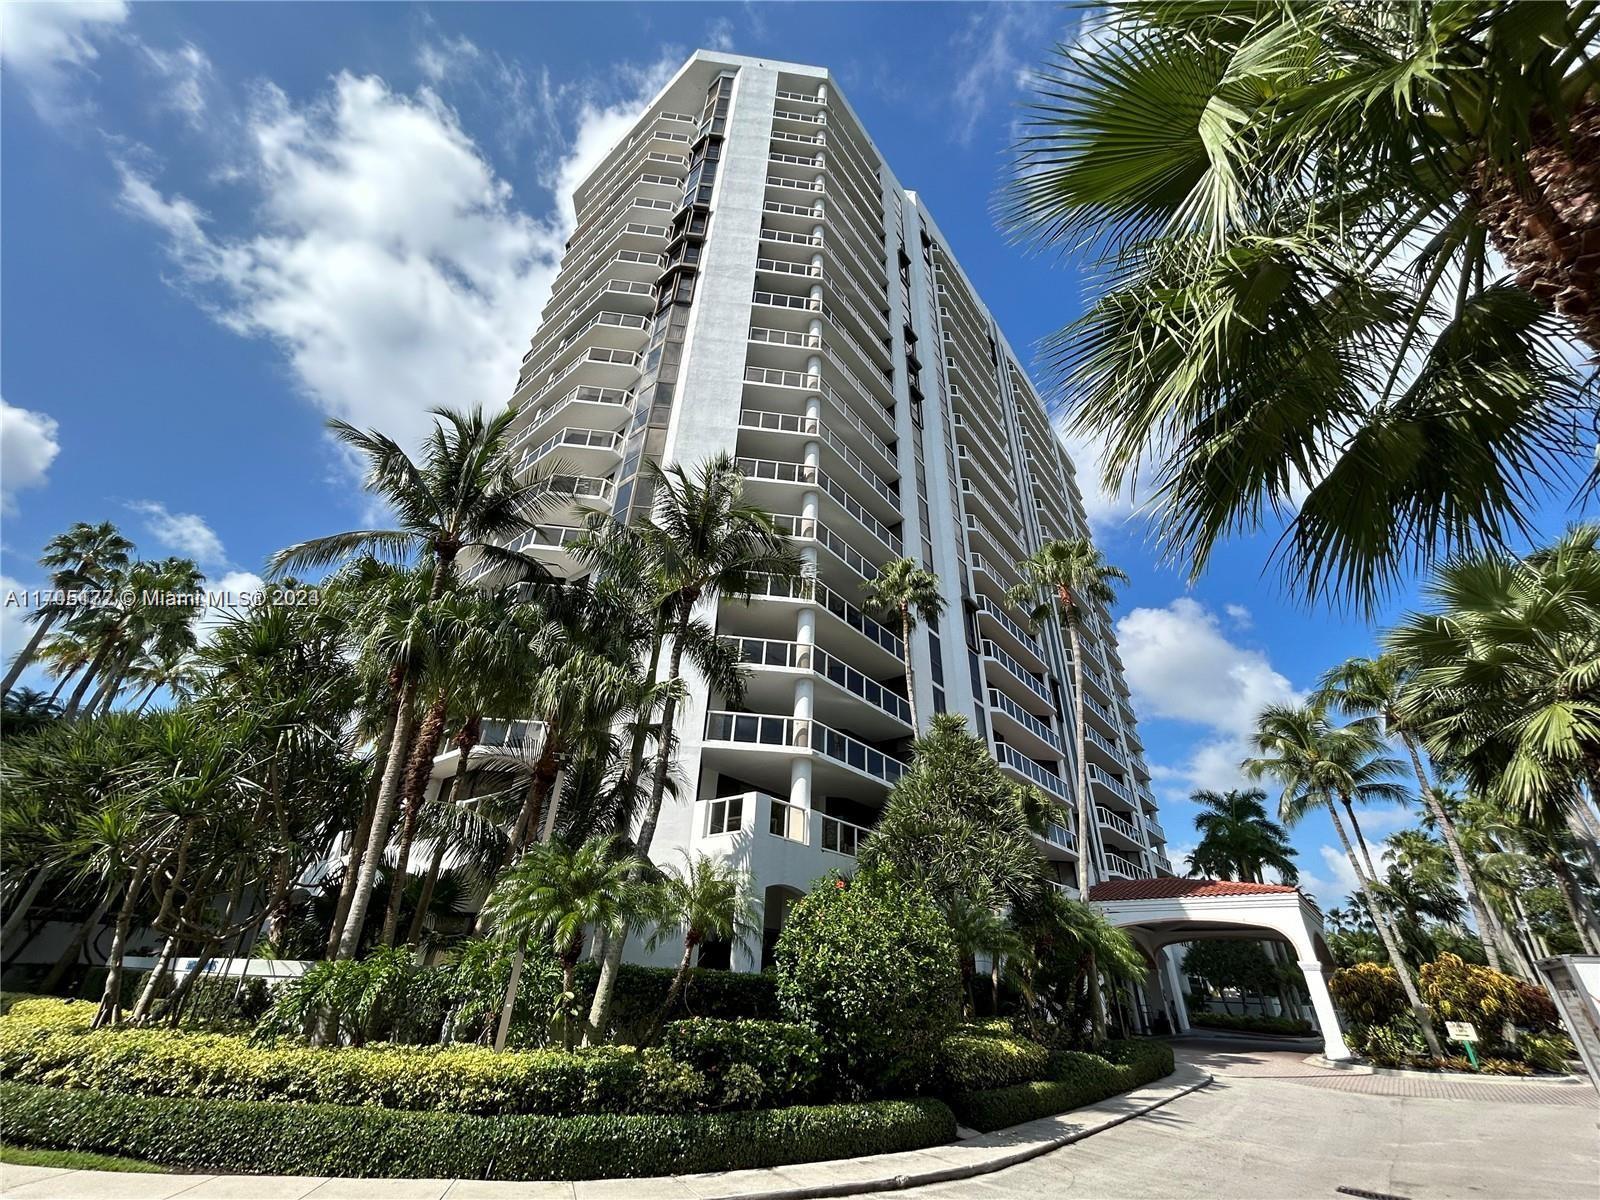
1089, 877, 1352, 1060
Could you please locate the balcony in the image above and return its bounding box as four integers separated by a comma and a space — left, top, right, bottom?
987, 688, 1061, 757
1042, 821, 1077, 854
1103, 855, 1152, 882
740, 573, 903, 667
981, 639, 1054, 712
697, 800, 883, 896
1096, 804, 1143, 848
994, 742, 1071, 804
724, 637, 910, 734
702, 711, 908, 789
1087, 763, 1132, 803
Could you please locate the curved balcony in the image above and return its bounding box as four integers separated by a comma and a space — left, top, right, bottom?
995, 742, 1071, 805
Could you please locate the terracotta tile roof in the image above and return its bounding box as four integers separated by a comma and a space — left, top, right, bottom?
1088, 877, 1300, 902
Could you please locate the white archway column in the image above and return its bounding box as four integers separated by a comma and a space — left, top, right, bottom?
1298, 959, 1353, 1061
1164, 948, 1191, 1032
733, 897, 764, 972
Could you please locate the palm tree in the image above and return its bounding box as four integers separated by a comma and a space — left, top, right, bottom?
270, 407, 560, 958
643, 853, 758, 1037
1316, 654, 1505, 970
580, 454, 799, 1046
1244, 703, 1444, 1057
1006, 537, 1128, 895
2, 688, 62, 736
861, 557, 945, 734
60, 557, 204, 718
3, 521, 134, 694
1006, 4, 1595, 609
1187, 788, 1299, 884
478, 835, 651, 1051
1005, 537, 1126, 1047
1387, 527, 1600, 947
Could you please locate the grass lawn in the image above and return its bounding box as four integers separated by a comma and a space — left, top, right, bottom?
1, 1144, 171, 1174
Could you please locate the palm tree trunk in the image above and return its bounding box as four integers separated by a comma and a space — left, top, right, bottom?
1329, 800, 1443, 1058
585, 627, 686, 1048
1400, 737, 1502, 971
492, 939, 527, 1052
94, 852, 152, 1029
1, 867, 52, 946
64, 640, 116, 718
1548, 855, 1600, 954
379, 693, 450, 947
646, 939, 696, 1045
406, 838, 449, 947
336, 675, 418, 959
1063, 618, 1105, 1046
1342, 799, 1382, 884
131, 933, 180, 1022
326, 750, 386, 959
899, 606, 918, 735
39, 893, 114, 993
2, 612, 56, 693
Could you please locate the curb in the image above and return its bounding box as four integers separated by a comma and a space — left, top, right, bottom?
689, 1066, 1215, 1200
1297, 1054, 1586, 1086
0, 1068, 1215, 1200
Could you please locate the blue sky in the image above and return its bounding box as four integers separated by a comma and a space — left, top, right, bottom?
2, 2, 1585, 912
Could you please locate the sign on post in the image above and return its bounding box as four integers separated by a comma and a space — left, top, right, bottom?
1444, 1021, 1478, 1042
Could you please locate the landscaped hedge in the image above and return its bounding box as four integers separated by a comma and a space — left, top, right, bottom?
0, 1000, 811, 1115
935, 1031, 1050, 1091
0, 1082, 955, 1180
1189, 1012, 1314, 1037
951, 1038, 1175, 1133
576, 964, 778, 1042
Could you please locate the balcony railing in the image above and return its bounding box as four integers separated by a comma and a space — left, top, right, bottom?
981, 640, 1053, 707
1104, 856, 1152, 881
743, 573, 902, 659
1087, 764, 1132, 802
1096, 805, 1140, 843
702, 713, 908, 786
995, 742, 1070, 803
987, 689, 1061, 753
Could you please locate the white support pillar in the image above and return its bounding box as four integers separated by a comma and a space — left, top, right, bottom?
1164, 948, 1191, 1033
732, 896, 764, 973
1298, 959, 1353, 1061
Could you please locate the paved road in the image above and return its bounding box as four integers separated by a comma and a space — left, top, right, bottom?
859, 1036, 1599, 1200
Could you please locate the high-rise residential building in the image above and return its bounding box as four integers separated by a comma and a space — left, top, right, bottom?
476, 50, 1174, 975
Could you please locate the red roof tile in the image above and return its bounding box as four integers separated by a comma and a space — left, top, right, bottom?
1088, 877, 1299, 902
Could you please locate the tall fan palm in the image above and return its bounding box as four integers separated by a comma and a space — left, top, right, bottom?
1316, 654, 1503, 970
1187, 788, 1299, 884
1005, 537, 1128, 894
643, 853, 758, 1037
1007, 3, 1595, 610
3, 521, 135, 694
1387, 526, 1600, 944
479, 836, 651, 1051
61, 557, 204, 718
861, 557, 946, 735
1244, 703, 1443, 1057
579, 453, 799, 1046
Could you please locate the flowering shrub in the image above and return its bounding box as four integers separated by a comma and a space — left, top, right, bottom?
1328, 962, 1407, 1026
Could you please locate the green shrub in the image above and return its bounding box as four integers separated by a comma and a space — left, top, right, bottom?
0, 1082, 955, 1180
659, 1019, 822, 1109
0, 998, 827, 1116
1418, 954, 1524, 1042
936, 1033, 1049, 1091
1355, 1018, 1425, 1066
1519, 1030, 1577, 1073
1188, 1012, 1314, 1037
1512, 981, 1560, 1031
952, 1039, 1174, 1132
774, 873, 960, 1097
257, 948, 454, 1046
572, 963, 777, 1043
1329, 962, 1407, 1027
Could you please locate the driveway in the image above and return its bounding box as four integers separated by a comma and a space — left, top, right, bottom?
857, 1035, 1599, 1200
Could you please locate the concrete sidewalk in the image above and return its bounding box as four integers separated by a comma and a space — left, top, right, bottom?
0, 1064, 1211, 1200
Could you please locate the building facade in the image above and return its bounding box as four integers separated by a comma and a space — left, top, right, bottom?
483, 51, 1174, 973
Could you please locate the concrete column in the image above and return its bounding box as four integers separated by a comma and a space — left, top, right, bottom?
1164, 949, 1191, 1033
732, 896, 764, 972
1298, 959, 1353, 1061
790, 672, 815, 820
806, 315, 823, 351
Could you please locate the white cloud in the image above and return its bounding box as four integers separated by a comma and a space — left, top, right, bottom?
1118, 598, 1300, 738
115, 58, 679, 458
1118, 597, 1305, 800
138, 39, 212, 128
1057, 420, 1137, 531
550, 55, 678, 230
1, 574, 39, 683
949, 2, 1054, 145
706, 18, 736, 52
1298, 845, 1361, 911
0, 0, 129, 119
128, 500, 228, 568
1224, 603, 1252, 629
0, 398, 61, 514
115, 72, 567, 450
196, 568, 267, 643
416, 32, 480, 83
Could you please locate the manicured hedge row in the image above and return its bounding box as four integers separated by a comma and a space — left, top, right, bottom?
951, 1038, 1176, 1133
575, 964, 778, 1040
0, 1082, 955, 1181
0, 1000, 813, 1115
1189, 1012, 1314, 1037
936, 1032, 1050, 1091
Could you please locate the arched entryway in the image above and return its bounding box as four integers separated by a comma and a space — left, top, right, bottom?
1089, 878, 1352, 1060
